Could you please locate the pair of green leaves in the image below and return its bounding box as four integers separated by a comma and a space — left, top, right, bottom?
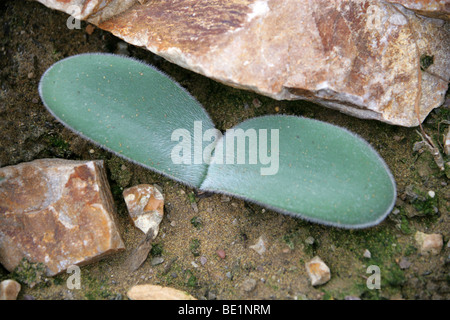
38, 53, 396, 228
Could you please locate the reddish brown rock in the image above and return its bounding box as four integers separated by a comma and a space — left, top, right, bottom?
0, 159, 125, 276
35, 0, 449, 126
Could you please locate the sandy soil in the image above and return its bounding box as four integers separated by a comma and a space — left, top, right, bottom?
0, 0, 449, 300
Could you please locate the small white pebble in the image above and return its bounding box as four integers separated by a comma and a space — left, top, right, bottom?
363, 249, 371, 259
428, 190, 435, 198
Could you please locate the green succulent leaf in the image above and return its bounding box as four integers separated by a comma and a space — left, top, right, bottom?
39, 53, 214, 187
201, 115, 396, 228
39, 53, 396, 228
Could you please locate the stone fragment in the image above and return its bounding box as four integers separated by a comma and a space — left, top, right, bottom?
216, 249, 226, 259
127, 284, 196, 300
0, 280, 21, 300
305, 256, 331, 286
151, 257, 164, 266
414, 231, 443, 255
35, 0, 449, 127
387, 0, 450, 20
363, 249, 372, 259
241, 278, 257, 292
0, 159, 125, 276
124, 228, 155, 272
305, 236, 315, 245
249, 236, 266, 255
123, 184, 164, 237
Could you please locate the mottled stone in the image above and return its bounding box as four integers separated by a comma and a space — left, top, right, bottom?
414, 231, 443, 255
249, 236, 266, 255
387, 0, 450, 20
127, 284, 196, 300
123, 184, 164, 237
305, 256, 331, 286
0, 159, 125, 276
35, 0, 449, 127
0, 280, 21, 300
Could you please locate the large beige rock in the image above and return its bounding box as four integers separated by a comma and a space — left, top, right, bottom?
0, 159, 125, 276
35, 0, 449, 126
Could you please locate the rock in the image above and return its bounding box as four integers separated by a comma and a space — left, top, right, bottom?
0, 280, 21, 300
305, 236, 315, 245
123, 184, 164, 237
387, 1, 449, 20
216, 249, 226, 259
151, 257, 164, 266
0, 159, 125, 276
414, 231, 443, 255
125, 228, 156, 272
241, 278, 257, 292
35, 0, 449, 127
363, 249, 372, 259
127, 284, 196, 300
305, 256, 331, 286
249, 236, 267, 255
